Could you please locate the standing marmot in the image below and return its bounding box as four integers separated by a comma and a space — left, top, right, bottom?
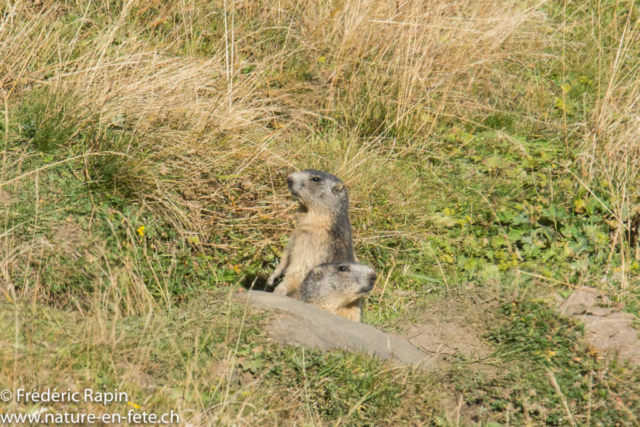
300, 262, 377, 322
267, 169, 355, 297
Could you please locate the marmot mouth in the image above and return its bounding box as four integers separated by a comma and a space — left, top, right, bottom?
359, 277, 376, 292
358, 287, 373, 295
289, 190, 300, 198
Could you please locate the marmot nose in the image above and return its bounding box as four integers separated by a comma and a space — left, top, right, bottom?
286, 174, 294, 186
367, 274, 377, 289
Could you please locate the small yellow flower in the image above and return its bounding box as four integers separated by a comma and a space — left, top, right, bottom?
137, 226, 145, 236
127, 401, 141, 409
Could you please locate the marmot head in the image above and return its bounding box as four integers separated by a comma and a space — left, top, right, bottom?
301, 262, 377, 309
286, 170, 348, 214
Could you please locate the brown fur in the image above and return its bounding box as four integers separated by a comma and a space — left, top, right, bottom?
335, 300, 363, 322
271, 210, 332, 296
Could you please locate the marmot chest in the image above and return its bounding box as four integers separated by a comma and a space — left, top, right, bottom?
289, 224, 331, 264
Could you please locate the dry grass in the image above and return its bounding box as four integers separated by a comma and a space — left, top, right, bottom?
1, 0, 551, 193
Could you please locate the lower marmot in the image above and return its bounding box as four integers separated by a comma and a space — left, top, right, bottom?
300, 262, 377, 322
267, 169, 355, 297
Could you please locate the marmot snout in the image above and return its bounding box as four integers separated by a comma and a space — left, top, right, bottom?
300, 262, 377, 322
268, 169, 355, 297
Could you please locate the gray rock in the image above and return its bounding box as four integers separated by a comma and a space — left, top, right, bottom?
240, 291, 434, 369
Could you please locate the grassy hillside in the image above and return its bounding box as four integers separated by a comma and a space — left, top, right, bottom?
1, 0, 639, 425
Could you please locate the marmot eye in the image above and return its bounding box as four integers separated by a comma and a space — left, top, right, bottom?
311, 176, 322, 182
338, 266, 349, 272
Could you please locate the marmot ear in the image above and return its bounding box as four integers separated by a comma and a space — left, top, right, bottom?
332, 182, 344, 193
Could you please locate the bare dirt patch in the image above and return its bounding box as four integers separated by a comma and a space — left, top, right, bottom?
394, 318, 497, 425
559, 288, 640, 364
397, 321, 492, 366
53, 223, 85, 248
0, 190, 10, 206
